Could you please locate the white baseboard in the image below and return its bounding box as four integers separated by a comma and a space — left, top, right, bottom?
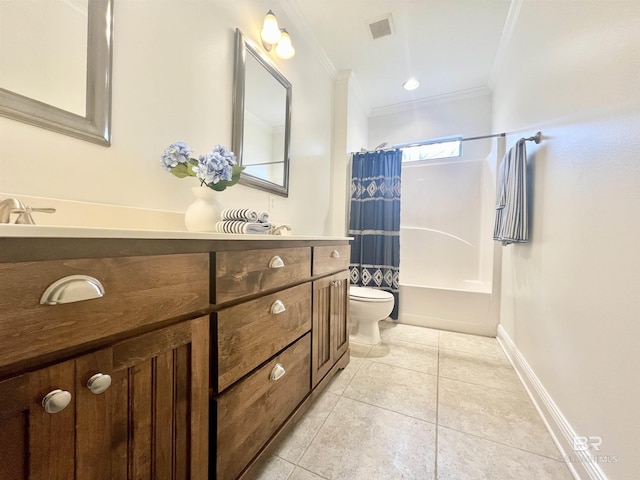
496, 325, 608, 480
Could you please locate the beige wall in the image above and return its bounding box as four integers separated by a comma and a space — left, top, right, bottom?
493, 1, 640, 478
0, 0, 335, 235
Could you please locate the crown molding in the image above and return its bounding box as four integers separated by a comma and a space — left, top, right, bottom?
277, 0, 338, 80
370, 86, 492, 117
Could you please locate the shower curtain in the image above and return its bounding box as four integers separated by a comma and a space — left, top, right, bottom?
348, 149, 402, 319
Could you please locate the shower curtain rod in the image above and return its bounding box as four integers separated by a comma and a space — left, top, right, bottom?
358, 131, 541, 153
393, 131, 541, 149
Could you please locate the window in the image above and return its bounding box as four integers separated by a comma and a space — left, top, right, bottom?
401, 137, 462, 162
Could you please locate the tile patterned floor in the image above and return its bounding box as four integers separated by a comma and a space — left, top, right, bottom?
247, 321, 573, 480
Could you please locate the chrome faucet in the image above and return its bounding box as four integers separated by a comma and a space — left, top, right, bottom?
0, 198, 25, 223
271, 224, 292, 235
0, 197, 56, 224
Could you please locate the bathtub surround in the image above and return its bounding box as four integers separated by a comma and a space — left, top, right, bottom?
379, 92, 499, 335
348, 149, 402, 319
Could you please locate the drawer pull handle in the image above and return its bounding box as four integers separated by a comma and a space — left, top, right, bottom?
269, 255, 285, 269
270, 363, 286, 381
330, 250, 340, 258
87, 373, 112, 395
40, 275, 105, 305
270, 300, 287, 315
42, 389, 72, 414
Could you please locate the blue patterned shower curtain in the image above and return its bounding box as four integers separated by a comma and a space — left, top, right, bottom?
349, 149, 402, 319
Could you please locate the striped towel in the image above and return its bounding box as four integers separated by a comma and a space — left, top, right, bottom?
493, 139, 529, 245
216, 220, 272, 234
221, 208, 270, 223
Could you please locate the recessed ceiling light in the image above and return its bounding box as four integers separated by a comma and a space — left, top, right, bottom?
403, 78, 420, 91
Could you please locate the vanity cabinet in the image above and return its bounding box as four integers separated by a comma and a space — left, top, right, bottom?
0, 236, 351, 480
0, 316, 209, 480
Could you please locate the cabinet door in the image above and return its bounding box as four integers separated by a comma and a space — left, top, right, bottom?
0, 360, 76, 480
331, 270, 350, 363
75, 348, 122, 480
110, 315, 210, 480
312, 271, 350, 387
312, 275, 334, 387
0, 315, 210, 480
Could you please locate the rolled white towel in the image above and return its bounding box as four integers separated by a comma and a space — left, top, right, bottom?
216, 220, 272, 234
257, 211, 270, 223
221, 208, 259, 222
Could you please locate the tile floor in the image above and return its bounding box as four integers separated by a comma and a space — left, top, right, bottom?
247, 321, 573, 480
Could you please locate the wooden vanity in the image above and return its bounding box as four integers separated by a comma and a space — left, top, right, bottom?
0, 230, 351, 480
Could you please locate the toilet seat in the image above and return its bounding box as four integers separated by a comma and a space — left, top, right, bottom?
349, 286, 393, 303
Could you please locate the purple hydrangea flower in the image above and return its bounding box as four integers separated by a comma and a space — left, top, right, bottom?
161, 141, 193, 171
193, 145, 236, 185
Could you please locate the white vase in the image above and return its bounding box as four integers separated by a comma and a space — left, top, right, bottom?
184, 186, 223, 232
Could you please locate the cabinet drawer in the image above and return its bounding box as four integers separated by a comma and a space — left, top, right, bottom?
216, 333, 310, 480
312, 244, 351, 276
0, 254, 209, 369
214, 247, 311, 303
216, 282, 311, 392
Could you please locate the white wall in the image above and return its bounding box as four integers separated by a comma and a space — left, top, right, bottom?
0, 0, 335, 236
493, 1, 640, 478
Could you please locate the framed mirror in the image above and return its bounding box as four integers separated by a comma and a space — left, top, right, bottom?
0, 0, 113, 146
232, 29, 291, 197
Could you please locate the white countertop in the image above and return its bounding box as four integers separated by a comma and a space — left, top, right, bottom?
0, 224, 351, 242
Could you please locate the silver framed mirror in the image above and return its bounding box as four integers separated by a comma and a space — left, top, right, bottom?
232, 28, 291, 197
0, 0, 113, 146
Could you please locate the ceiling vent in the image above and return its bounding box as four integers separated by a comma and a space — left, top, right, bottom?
367, 13, 394, 40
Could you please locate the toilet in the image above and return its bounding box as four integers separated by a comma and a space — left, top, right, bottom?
349, 286, 395, 345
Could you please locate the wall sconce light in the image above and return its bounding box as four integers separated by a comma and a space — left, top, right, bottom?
260, 10, 295, 59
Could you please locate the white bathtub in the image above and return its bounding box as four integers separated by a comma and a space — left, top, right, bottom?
398, 157, 499, 336
398, 281, 497, 336
398, 226, 498, 336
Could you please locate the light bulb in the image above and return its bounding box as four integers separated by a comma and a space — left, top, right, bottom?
261, 10, 282, 45
403, 78, 420, 91
275, 29, 295, 59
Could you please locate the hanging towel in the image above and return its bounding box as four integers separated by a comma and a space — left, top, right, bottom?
493, 139, 529, 245
221, 208, 270, 223
215, 220, 272, 234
